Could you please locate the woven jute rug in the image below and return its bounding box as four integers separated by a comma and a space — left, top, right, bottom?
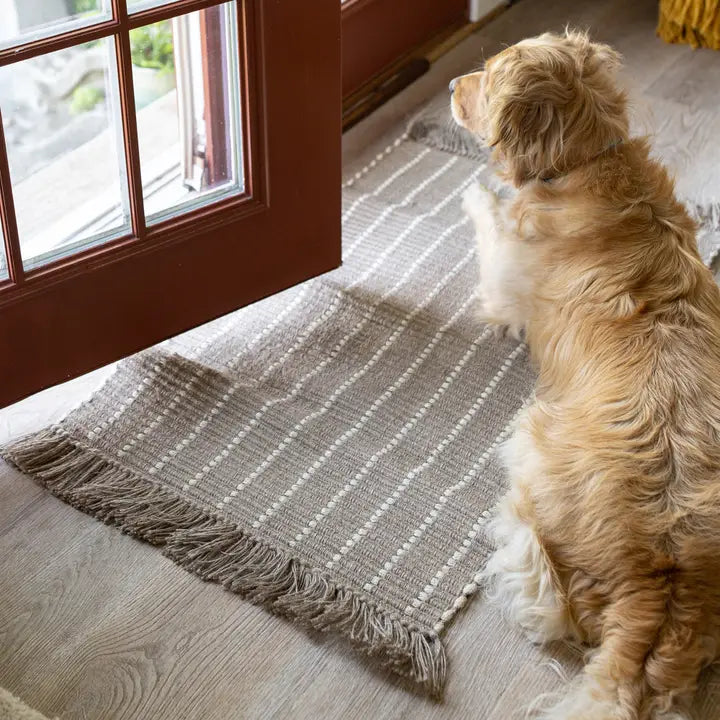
4, 93, 720, 696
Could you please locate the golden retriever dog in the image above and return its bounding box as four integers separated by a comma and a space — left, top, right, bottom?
450, 30, 720, 720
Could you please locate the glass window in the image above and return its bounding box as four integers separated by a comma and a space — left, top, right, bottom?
1, 37, 131, 269
128, 0, 180, 12
0, 225, 8, 280
133, 2, 244, 225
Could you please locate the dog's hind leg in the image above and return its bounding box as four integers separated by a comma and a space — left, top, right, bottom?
483, 416, 574, 645
484, 493, 573, 645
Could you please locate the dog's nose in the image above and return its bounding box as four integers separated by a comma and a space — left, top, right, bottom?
449, 78, 456, 94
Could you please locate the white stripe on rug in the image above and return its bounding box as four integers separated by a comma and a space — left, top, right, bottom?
342, 146, 431, 225
344, 155, 459, 262
342, 131, 407, 189
132, 283, 316, 465
222, 177, 481, 510
251, 249, 479, 526
367, 373, 526, 594
292, 323, 495, 548
327, 343, 525, 570
229, 237, 478, 514
404, 401, 530, 625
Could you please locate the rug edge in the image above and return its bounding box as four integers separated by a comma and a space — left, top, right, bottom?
0, 428, 447, 696
407, 114, 489, 164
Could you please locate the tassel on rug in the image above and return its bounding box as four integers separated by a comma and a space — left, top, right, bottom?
1, 428, 447, 697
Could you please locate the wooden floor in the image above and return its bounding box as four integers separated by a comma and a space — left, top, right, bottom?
3, 1, 720, 718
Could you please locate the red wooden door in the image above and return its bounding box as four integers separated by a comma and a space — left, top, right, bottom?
0, 0, 341, 408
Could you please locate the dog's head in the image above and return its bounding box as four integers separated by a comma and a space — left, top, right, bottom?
449, 30, 629, 186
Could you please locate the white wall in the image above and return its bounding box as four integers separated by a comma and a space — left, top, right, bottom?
469, 0, 508, 23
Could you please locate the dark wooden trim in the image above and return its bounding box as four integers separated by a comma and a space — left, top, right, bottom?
0, 0, 261, 298
0, 0, 341, 408
341, 0, 467, 97
0, 113, 24, 285
0, 226, 336, 405
239, 0, 264, 206
343, 57, 430, 131
1, 194, 257, 302
0, 20, 119, 67
200, 5, 231, 187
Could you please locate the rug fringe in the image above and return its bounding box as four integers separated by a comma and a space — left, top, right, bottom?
407, 112, 489, 163
168, 523, 446, 691
1, 429, 447, 696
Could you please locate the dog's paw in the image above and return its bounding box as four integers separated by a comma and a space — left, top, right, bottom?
483, 321, 524, 342
477, 305, 524, 341
462, 182, 497, 220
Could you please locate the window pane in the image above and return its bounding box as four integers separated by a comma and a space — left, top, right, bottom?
128, 0, 179, 12
1, 38, 131, 270
0, 1, 111, 51
133, 1, 244, 225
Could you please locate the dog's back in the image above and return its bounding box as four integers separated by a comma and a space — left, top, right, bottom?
452, 29, 720, 718
520, 139, 720, 719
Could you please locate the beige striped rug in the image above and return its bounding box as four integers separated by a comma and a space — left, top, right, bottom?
4, 117, 718, 696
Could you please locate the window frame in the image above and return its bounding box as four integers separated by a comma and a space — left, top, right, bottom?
0, 0, 256, 290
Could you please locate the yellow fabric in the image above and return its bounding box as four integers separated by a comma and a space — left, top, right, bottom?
657, 0, 720, 49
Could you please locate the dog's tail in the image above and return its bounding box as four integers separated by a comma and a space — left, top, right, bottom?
538, 576, 713, 720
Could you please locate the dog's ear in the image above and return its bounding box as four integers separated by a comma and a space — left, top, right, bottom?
489, 95, 561, 186
487, 37, 628, 187
487, 54, 573, 186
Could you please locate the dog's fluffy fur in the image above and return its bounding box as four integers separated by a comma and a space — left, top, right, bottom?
451, 31, 720, 719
